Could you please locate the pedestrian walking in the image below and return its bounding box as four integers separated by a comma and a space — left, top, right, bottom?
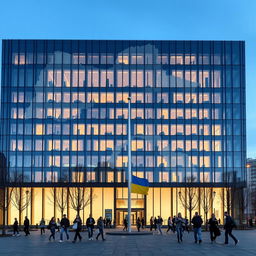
157, 216, 163, 235
96, 217, 105, 241
56, 218, 61, 232
136, 217, 141, 232
191, 212, 203, 244
39, 218, 46, 235
72, 215, 82, 243
224, 212, 238, 245
208, 213, 220, 243
154, 217, 157, 231
24, 216, 30, 236
86, 214, 95, 240
175, 213, 185, 243
141, 217, 145, 229
172, 216, 176, 233
12, 218, 20, 236
150, 216, 154, 231
166, 216, 172, 233
48, 217, 57, 241
123, 217, 128, 231
184, 217, 190, 233
59, 214, 70, 242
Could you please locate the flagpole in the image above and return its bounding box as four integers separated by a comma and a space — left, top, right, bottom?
128, 96, 132, 232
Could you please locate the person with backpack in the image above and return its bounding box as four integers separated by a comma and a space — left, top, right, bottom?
191, 212, 203, 244
72, 215, 82, 243
224, 212, 238, 245
12, 218, 20, 237
86, 214, 95, 240
96, 216, 105, 240
48, 217, 57, 241
208, 213, 220, 243
59, 214, 70, 242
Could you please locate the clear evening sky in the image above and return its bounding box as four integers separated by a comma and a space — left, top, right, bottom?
0, 0, 255, 158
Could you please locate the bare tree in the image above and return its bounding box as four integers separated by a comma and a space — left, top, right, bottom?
0, 186, 14, 235
236, 187, 249, 225
178, 176, 199, 224
199, 188, 215, 229
221, 172, 237, 215
48, 187, 68, 218
11, 187, 31, 224
68, 167, 93, 217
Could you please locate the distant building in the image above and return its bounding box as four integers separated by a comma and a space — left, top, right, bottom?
247, 158, 256, 216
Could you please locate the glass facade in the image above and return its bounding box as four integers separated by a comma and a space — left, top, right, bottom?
0, 40, 246, 225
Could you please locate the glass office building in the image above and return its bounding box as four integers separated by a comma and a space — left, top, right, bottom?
0, 40, 246, 225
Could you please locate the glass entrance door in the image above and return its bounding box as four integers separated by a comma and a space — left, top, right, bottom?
116, 209, 144, 226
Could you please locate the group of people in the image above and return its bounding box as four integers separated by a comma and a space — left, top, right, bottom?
12, 214, 106, 242
147, 212, 238, 245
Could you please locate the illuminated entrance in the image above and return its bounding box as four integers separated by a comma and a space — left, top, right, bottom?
116, 209, 144, 226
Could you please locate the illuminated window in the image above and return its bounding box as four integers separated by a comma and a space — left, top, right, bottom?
145, 124, 153, 135
116, 156, 128, 167
87, 124, 99, 135
157, 125, 169, 135
145, 139, 153, 151
212, 125, 221, 135
87, 92, 99, 103
117, 55, 129, 64
131, 70, 144, 87
63, 108, 70, 119
117, 71, 129, 87
100, 70, 114, 87
62, 140, 69, 151
145, 71, 153, 87
145, 109, 154, 119
135, 124, 144, 135
199, 141, 210, 151
73, 124, 85, 135
63, 70, 70, 87
176, 55, 183, 64
116, 108, 128, 119
199, 109, 210, 119
200, 156, 210, 167
116, 124, 127, 135
213, 141, 221, 151
72, 140, 83, 151
199, 71, 210, 87
132, 140, 144, 151
36, 124, 44, 135
177, 109, 184, 119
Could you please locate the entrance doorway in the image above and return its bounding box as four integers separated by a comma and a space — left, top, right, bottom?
116, 209, 144, 226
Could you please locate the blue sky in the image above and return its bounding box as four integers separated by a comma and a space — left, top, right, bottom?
0, 0, 255, 157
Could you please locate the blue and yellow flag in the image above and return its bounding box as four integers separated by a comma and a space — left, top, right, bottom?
131, 175, 149, 195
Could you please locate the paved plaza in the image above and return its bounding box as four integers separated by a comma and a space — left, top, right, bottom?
0, 229, 255, 256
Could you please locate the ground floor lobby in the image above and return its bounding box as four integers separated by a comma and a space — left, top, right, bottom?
0, 187, 234, 226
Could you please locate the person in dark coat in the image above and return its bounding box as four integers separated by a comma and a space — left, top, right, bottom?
86, 214, 95, 240
224, 212, 238, 245
141, 217, 145, 229
123, 217, 128, 231
208, 213, 219, 243
96, 216, 105, 240
175, 213, 185, 243
59, 214, 70, 242
150, 217, 154, 231
166, 217, 172, 233
72, 215, 82, 243
191, 212, 203, 243
172, 216, 176, 233
13, 218, 20, 236
24, 216, 30, 236
136, 217, 141, 232
48, 217, 57, 241
153, 217, 157, 231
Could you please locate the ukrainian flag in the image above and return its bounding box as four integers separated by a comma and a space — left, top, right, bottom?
131, 175, 149, 195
